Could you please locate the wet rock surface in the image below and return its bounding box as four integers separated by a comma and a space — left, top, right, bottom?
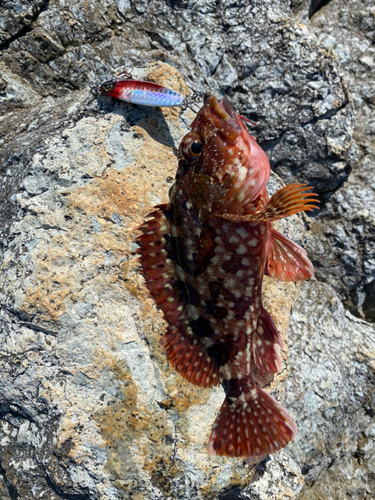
0, 0, 374, 498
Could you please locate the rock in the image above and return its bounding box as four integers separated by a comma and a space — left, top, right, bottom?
293, 0, 375, 322
0, 63, 307, 499
1, 0, 372, 497
0, 0, 354, 199
234, 451, 304, 499
284, 279, 375, 500
0, 0, 48, 47
0, 473, 12, 500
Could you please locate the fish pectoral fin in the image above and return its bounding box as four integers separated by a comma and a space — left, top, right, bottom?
208, 381, 297, 457
253, 308, 283, 374
162, 325, 221, 388
215, 183, 318, 222
266, 227, 314, 281
257, 183, 319, 220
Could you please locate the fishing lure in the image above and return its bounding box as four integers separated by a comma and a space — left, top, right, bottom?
93, 67, 257, 125
97, 77, 257, 125
91, 69, 257, 123
98, 78, 186, 107
136, 96, 318, 458
92, 68, 200, 108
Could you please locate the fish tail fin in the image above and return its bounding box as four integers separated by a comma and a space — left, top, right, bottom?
208, 379, 296, 457
253, 307, 283, 374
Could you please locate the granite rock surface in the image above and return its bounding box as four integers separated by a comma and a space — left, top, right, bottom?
285, 279, 375, 500
288, 0, 375, 323
1, 0, 374, 498
0, 63, 305, 499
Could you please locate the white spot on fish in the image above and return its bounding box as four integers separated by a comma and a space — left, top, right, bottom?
236, 245, 247, 255
229, 235, 240, 244
236, 227, 249, 238
187, 304, 199, 320
238, 166, 247, 181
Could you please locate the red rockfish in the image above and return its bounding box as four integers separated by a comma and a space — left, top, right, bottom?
136, 96, 318, 457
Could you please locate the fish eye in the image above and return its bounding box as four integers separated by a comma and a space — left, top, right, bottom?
101, 81, 114, 93
190, 141, 203, 156
180, 133, 204, 161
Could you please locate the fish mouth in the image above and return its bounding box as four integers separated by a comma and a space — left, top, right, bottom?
206, 96, 242, 143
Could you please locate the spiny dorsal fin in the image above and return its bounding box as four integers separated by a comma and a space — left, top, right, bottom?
136, 206, 221, 388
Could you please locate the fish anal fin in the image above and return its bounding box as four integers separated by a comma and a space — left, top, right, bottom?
253, 308, 283, 374
162, 326, 221, 388
266, 228, 314, 281
208, 382, 297, 457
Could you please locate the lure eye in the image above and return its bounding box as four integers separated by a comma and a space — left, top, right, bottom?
180, 133, 204, 161
100, 81, 115, 93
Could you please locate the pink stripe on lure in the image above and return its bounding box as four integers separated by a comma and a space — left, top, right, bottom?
99, 79, 185, 107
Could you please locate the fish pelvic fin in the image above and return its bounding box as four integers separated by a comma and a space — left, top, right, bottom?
136, 205, 221, 388
215, 184, 319, 222
208, 380, 297, 457
253, 308, 283, 374
266, 228, 314, 281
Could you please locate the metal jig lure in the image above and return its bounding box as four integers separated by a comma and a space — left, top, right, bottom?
98, 78, 186, 107
90, 67, 257, 125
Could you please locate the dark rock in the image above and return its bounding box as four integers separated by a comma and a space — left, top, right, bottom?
298, 0, 375, 322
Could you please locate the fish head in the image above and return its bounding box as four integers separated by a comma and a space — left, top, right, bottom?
177, 96, 270, 215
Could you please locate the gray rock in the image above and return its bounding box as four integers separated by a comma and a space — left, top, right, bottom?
0, 63, 306, 499
291, 0, 375, 322
0, 0, 48, 46
284, 279, 375, 500
1, 0, 354, 196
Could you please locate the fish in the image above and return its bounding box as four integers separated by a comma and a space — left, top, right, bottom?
136, 96, 318, 457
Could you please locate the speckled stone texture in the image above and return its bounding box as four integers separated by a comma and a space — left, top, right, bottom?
0, 63, 305, 499
284, 0, 375, 324
285, 279, 375, 500
1, 0, 374, 498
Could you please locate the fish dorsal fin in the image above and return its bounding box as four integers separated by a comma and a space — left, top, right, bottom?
162, 325, 221, 388
265, 228, 314, 282
253, 308, 283, 374
136, 205, 221, 388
